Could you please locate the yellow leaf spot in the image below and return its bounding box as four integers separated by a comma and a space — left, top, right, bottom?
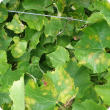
54, 106, 59, 110
29, 79, 36, 90
98, 53, 105, 58
3, 15, 7, 20
79, 60, 86, 65
88, 53, 94, 59
59, 75, 64, 81
95, 35, 100, 42
57, 81, 62, 86
7, 24, 14, 30
77, 46, 81, 48
2, 35, 7, 40
42, 92, 48, 96
63, 89, 69, 94
107, 59, 110, 66
0, 12, 2, 17
86, 44, 90, 48
15, 31, 20, 33
15, 26, 19, 29
100, 57, 106, 64
89, 35, 92, 40
51, 71, 55, 74
94, 58, 100, 64
65, 79, 69, 85
106, 36, 110, 41
65, 95, 71, 101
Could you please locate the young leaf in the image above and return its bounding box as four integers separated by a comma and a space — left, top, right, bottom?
6, 14, 26, 34
9, 36, 27, 58
9, 76, 25, 110
23, 0, 54, 13
44, 18, 63, 38
65, 58, 93, 98
47, 46, 70, 67
72, 99, 107, 110
95, 69, 110, 105
74, 20, 110, 73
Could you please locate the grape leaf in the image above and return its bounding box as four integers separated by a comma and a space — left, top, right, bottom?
95, 69, 110, 105
72, 99, 107, 110
6, 14, 26, 34
25, 79, 56, 110
65, 58, 93, 98
42, 66, 78, 104
22, 0, 54, 13
0, 50, 9, 75
18, 57, 43, 79
9, 76, 25, 110
7, 0, 20, 11
0, 92, 11, 106
47, 46, 70, 67
9, 36, 27, 58
0, 27, 12, 50
74, 20, 110, 73
44, 17, 63, 38
20, 10, 44, 31
0, 3, 8, 23
0, 68, 24, 92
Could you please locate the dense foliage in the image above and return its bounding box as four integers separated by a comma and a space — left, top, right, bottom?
0, 0, 110, 110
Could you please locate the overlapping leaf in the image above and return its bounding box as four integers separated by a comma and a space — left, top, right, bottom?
9, 76, 25, 110
20, 10, 44, 31
23, 0, 54, 13
18, 57, 43, 79
0, 68, 23, 92
47, 46, 70, 67
95, 68, 110, 105
0, 50, 9, 75
9, 36, 27, 58
44, 17, 63, 38
6, 14, 26, 34
0, 92, 11, 106
72, 99, 107, 110
74, 20, 110, 73
0, 27, 12, 50
25, 66, 78, 110
65, 58, 93, 98
0, 3, 8, 23
25, 79, 56, 110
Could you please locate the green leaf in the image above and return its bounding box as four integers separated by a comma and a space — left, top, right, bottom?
9, 76, 25, 110
7, 0, 20, 11
74, 20, 110, 73
20, 10, 44, 31
43, 66, 78, 104
0, 92, 11, 106
0, 50, 9, 75
6, 14, 26, 34
0, 3, 8, 23
44, 17, 63, 38
87, 12, 104, 24
95, 69, 110, 105
73, 0, 90, 8
72, 99, 107, 110
9, 36, 27, 58
47, 46, 70, 67
25, 79, 56, 110
18, 57, 43, 79
23, 0, 54, 13
0, 68, 24, 92
0, 27, 12, 50
65, 58, 93, 98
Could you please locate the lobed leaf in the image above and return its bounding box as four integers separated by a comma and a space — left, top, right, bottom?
74, 20, 110, 73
